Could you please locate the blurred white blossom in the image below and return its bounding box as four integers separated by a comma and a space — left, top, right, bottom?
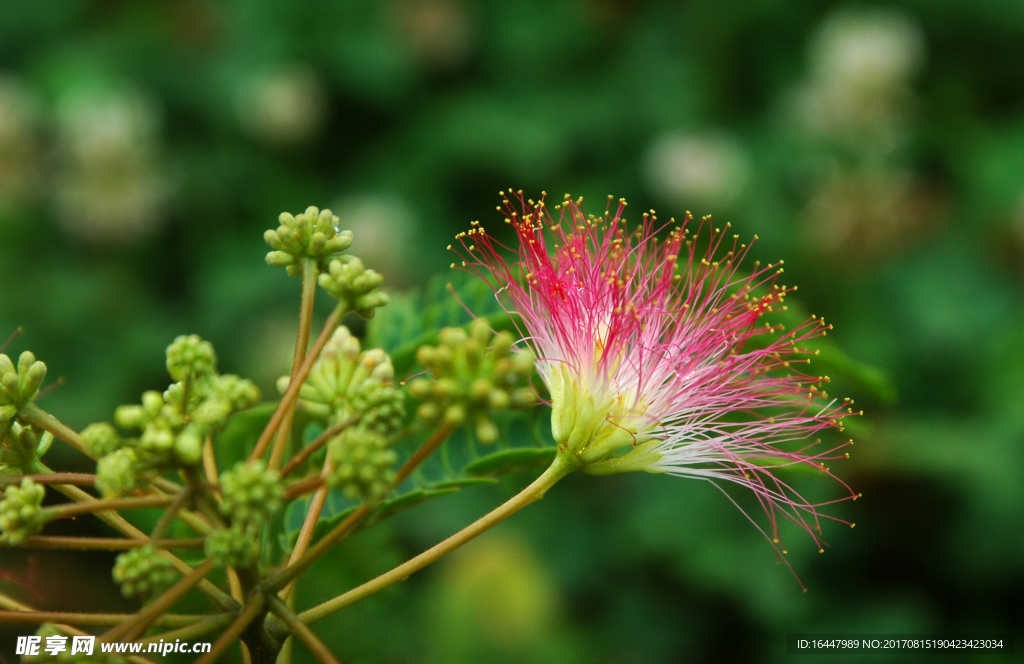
0, 76, 41, 216
236, 65, 326, 145
331, 194, 417, 281
793, 9, 925, 147
53, 86, 171, 243
642, 131, 751, 208
392, 0, 473, 70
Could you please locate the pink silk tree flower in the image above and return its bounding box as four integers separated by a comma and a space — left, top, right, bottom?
453, 191, 858, 561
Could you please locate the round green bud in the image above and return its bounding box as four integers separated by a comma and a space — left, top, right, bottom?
95, 448, 139, 498
205, 526, 260, 568
174, 426, 203, 466
112, 545, 178, 601
218, 460, 283, 530
416, 401, 441, 422
318, 255, 389, 318
510, 387, 536, 408
408, 378, 432, 400
444, 404, 467, 426
474, 414, 499, 445
469, 378, 492, 405
0, 478, 47, 544
327, 429, 396, 502
488, 388, 511, 410
113, 404, 146, 430
81, 422, 123, 458
139, 423, 175, 456
166, 335, 217, 382
20, 359, 47, 401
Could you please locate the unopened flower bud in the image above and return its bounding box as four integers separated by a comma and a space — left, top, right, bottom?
327, 429, 396, 502
0, 478, 47, 544
474, 414, 499, 445
205, 526, 260, 568
166, 335, 217, 382
219, 460, 283, 530
81, 422, 123, 458
444, 403, 467, 425
95, 448, 140, 498
112, 545, 178, 601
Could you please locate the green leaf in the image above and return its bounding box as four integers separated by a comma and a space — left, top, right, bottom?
431, 477, 499, 489
366, 272, 516, 376
282, 487, 460, 550
212, 402, 276, 470
463, 447, 558, 477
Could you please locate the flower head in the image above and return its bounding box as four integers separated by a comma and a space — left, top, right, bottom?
455, 191, 857, 561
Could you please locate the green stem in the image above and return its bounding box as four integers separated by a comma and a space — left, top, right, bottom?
267, 596, 339, 664
249, 303, 346, 464
269, 257, 319, 472
17, 402, 90, 458
296, 453, 576, 627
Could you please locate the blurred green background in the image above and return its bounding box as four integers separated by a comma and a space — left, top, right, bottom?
1, 0, 1022, 662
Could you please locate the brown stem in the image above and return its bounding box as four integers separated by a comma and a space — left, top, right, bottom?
150, 487, 191, 541
15, 536, 204, 551
46, 495, 171, 519
136, 613, 235, 643
195, 595, 267, 664
279, 414, 359, 479
102, 559, 216, 643
268, 596, 340, 664
202, 435, 219, 485
46, 481, 233, 610
248, 303, 345, 464
0, 610, 206, 627
0, 473, 95, 487
283, 475, 324, 501
280, 458, 333, 600
269, 258, 319, 472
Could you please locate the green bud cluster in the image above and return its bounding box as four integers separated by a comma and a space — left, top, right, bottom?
204, 525, 260, 568
0, 421, 53, 475
327, 428, 396, 502
280, 326, 405, 436
0, 478, 47, 544
90, 336, 260, 497
112, 544, 179, 601
318, 255, 390, 318
408, 319, 536, 444
80, 422, 122, 458
218, 460, 283, 530
265, 206, 354, 276
0, 351, 47, 440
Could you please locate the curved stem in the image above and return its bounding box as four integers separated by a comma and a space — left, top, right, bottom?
270, 257, 319, 471
137, 613, 235, 643
249, 303, 346, 464
279, 459, 333, 600
267, 596, 339, 664
297, 454, 575, 626
195, 595, 267, 664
